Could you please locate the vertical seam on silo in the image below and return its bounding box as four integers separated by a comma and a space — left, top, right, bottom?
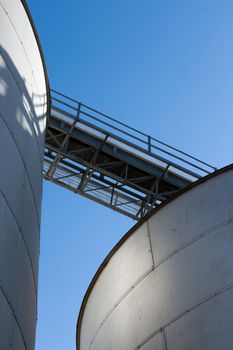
147, 219, 155, 268
89, 267, 154, 348
162, 328, 168, 350
134, 281, 233, 349
0, 286, 28, 350
0, 112, 41, 230
89, 218, 233, 349
0, 187, 38, 301
151, 218, 233, 273
88, 218, 233, 348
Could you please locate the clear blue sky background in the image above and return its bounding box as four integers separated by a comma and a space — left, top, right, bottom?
27, 1, 233, 349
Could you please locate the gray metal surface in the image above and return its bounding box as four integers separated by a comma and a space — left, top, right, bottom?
0, 0, 48, 349
140, 332, 165, 350
77, 165, 233, 350
44, 90, 215, 220
80, 222, 153, 349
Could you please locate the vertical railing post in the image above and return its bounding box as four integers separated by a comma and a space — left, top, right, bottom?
77, 102, 81, 120
148, 135, 151, 153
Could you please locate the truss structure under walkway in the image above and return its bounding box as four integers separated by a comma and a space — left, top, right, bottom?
43, 90, 216, 220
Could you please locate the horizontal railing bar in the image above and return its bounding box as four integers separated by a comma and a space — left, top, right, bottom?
51, 103, 149, 153
51, 88, 81, 105
50, 110, 204, 179
149, 143, 210, 175
51, 102, 148, 147
52, 96, 78, 111
81, 103, 149, 138
51, 89, 149, 138
79, 110, 147, 145
150, 137, 216, 170
50, 90, 216, 174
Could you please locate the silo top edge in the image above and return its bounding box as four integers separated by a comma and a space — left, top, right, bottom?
20, 0, 51, 118
76, 162, 233, 350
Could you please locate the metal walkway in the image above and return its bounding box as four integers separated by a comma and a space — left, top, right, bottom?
43, 90, 216, 220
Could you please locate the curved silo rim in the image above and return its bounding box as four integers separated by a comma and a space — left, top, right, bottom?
76, 162, 233, 349
20, 0, 51, 118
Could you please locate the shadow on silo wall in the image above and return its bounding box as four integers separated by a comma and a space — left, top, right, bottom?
0, 0, 48, 348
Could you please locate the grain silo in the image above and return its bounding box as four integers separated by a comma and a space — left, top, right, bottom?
77, 165, 233, 350
0, 0, 49, 349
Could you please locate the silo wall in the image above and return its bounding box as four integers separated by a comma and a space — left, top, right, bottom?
0, 1, 48, 349
77, 165, 233, 350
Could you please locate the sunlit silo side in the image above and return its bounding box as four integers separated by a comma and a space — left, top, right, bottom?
77, 165, 233, 350
0, 0, 49, 349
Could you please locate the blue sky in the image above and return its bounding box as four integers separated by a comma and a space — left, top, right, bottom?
27, 1, 233, 349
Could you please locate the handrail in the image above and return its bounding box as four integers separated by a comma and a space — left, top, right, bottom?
50, 106, 204, 179
50, 89, 217, 177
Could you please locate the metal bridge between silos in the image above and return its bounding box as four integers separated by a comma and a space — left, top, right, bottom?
43, 89, 216, 220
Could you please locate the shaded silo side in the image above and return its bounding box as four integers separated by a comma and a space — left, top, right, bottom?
77, 164, 233, 350
0, 1, 49, 349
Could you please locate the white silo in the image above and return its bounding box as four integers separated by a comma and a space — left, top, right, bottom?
77, 165, 233, 350
0, 0, 49, 349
